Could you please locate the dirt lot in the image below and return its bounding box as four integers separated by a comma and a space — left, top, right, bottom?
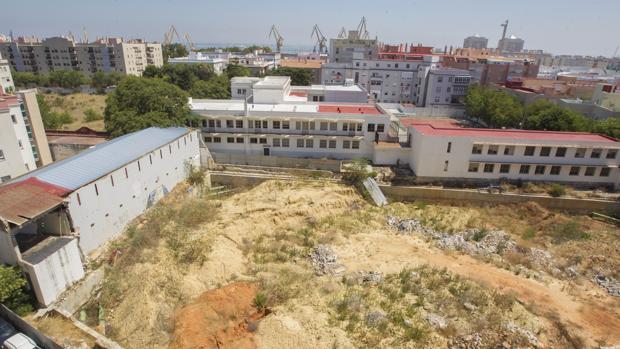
86, 180, 620, 349
43, 93, 107, 131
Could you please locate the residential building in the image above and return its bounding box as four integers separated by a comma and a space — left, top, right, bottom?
463, 35, 488, 49
443, 56, 539, 85
0, 52, 14, 93
0, 36, 163, 76
0, 90, 51, 183
329, 30, 379, 63
415, 68, 472, 107
0, 127, 200, 306
498, 35, 525, 53
168, 52, 227, 75
407, 120, 620, 188
592, 83, 620, 112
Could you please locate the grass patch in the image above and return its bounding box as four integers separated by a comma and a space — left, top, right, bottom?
551, 220, 590, 243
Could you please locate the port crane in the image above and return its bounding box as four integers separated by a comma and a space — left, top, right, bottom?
311, 24, 327, 53
269, 25, 284, 52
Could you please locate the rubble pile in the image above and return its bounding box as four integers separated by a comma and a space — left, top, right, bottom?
424, 313, 448, 330
309, 245, 346, 276
595, 274, 620, 297
505, 322, 542, 348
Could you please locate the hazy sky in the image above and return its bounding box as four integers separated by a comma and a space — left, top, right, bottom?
2, 0, 618, 56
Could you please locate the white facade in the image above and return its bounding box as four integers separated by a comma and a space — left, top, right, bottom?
408, 121, 620, 188
0, 53, 14, 93
168, 52, 228, 75
416, 68, 472, 107
0, 96, 36, 183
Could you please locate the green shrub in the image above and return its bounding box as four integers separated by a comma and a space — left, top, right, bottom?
522, 227, 536, 240
547, 183, 566, 197
0, 265, 34, 315
83, 108, 103, 122
551, 220, 590, 243
253, 292, 268, 311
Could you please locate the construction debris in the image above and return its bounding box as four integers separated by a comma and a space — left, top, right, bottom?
362, 178, 388, 206
595, 274, 620, 297
309, 245, 346, 276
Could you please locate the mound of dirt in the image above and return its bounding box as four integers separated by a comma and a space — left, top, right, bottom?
169, 282, 261, 349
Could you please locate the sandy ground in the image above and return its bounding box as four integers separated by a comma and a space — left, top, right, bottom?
99, 180, 620, 349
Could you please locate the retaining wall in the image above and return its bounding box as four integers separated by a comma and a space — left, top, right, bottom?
380, 185, 620, 214
212, 152, 343, 172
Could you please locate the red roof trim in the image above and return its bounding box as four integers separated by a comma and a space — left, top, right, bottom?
318, 105, 383, 115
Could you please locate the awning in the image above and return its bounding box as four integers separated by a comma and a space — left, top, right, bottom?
0, 178, 69, 226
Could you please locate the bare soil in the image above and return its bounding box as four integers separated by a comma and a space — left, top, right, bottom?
44, 93, 106, 131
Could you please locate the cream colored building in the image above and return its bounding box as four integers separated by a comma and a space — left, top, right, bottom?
592, 83, 620, 112
0, 36, 163, 76
0, 52, 14, 93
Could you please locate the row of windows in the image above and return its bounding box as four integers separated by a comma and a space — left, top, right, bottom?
471, 144, 618, 159
204, 136, 360, 149
203, 119, 385, 133
467, 162, 612, 177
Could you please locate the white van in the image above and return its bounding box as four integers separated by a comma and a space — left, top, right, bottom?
2, 333, 41, 349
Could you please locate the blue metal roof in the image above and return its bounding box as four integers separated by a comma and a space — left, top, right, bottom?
20, 127, 190, 191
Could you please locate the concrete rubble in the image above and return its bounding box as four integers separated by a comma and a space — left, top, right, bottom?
309, 244, 346, 276
595, 274, 620, 297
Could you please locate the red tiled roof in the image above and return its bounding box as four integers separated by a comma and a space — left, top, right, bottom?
409, 120, 618, 143
0, 95, 19, 110
288, 91, 308, 97
318, 105, 382, 115
0, 178, 70, 225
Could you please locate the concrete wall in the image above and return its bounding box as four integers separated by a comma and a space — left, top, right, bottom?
212, 152, 343, 171
380, 185, 620, 214
67, 131, 200, 254
49, 143, 92, 161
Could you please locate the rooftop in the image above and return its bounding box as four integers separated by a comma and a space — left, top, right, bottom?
16, 127, 190, 191
0, 178, 69, 225
191, 99, 384, 116
0, 95, 19, 110
409, 120, 618, 143
253, 76, 290, 89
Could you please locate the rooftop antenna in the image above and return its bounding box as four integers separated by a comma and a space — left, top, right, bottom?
269, 25, 284, 52
337, 27, 347, 39
356, 16, 369, 39
311, 24, 327, 53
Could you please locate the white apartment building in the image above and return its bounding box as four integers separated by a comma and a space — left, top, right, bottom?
415, 68, 472, 107
0, 89, 50, 183
329, 30, 379, 63
463, 35, 488, 49
168, 52, 228, 75
0, 127, 199, 305
0, 36, 163, 76
408, 120, 620, 188
191, 77, 398, 160
0, 53, 14, 93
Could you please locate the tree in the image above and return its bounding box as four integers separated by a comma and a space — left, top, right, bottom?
523, 100, 591, 132
593, 117, 620, 139
48, 70, 89, 88
225, 64, 251, 79
11, 70, 39, 87
104, 76, 191, 137
0, 265, 33, 315
190, 75, 231, 99
143, 65, 163, 78
36, 94, 73, 129
163, 43, 189, 61
464, 84, 523, 128
267, 67, 313, 86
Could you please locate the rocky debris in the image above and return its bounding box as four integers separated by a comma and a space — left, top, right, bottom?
505, 322, 542, 348
424, 313, 448, 330
309, 245, 346, 276
365, 310, 387, 327
448, 333, 483, 349
600, 345, 620, 349
463, 302, 477, 312
342, 271, 383, 285
595, 274, 620, 297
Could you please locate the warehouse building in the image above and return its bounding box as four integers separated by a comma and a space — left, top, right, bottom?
0, 127, 200, 306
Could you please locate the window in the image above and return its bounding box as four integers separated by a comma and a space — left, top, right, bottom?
584, 167, 596, 176
110, 175, 115, 187
259, 138, 267, 144
483, 164, 495, 173
591, 148, 602, 158
519, 165, 530, 174
282, 121, 290, 129
213, 137, 221, 143
569, 166, 580, 176
443, 161, 449, 171
282, 139, 290, 147
343, 140, 351, 149
319, 140, 327, 148
329, 122, 337, 131
524, 146, 535, 156
297, 139, 304, 148
11, 115, 17, 124
471, 144, 483, 154
320, 122, 328, 131
226, 120, 234, 128
503, 146, 515, 156
600, 167, 611, 177
499, 164, 511, 174
342, 123, 348, 131
204, 136, 212, 143
273, 121, 281, 129
329, 140, 336, 149
447, 142, 452, 153
138, 160, 141, 171
606, 149, 617, 159
540, 147, 551, 157
252, 120, 262, 129
250, 138, 258, 144
227, 137, 235, 143
468, 163, 479, 173
534, 165, 546, 175
377, 124, 385, 132
550, 166, 561, 175
236, 137, 244, 143
555, 147, 567, 157
367, 123, 375, 132
273, 138, 281, 147
94, 183, 99, 196
235, 120, 244, 128
487, 145, 499, 155
352, 141, 360, 149
437, 76, 443, 83
0, 149, 4, 160
574, 148, 586, 158
305, 139, 313, 148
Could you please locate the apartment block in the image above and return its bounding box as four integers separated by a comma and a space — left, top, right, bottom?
0, 36, 163, 76
415, 67, 472, 107
443, 56, 539, 85
329, 30, 379, 63
463, 35, 488, 49
0, 53, 14, 93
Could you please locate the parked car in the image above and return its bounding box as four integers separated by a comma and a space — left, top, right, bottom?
2, 333, 41, 349
0, 319, 16, 345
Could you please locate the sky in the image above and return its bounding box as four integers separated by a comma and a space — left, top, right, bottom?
1, 0, 619, 57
